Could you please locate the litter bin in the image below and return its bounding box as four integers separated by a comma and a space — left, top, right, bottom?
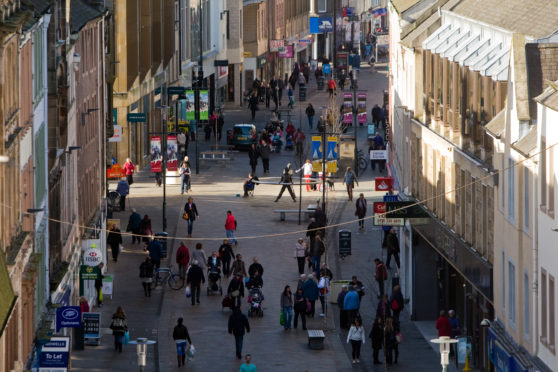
338, 230, 351, 257
154, 232, 168, 258
330, 280, 351, 303
299, 85, 307, 102
317, 76, 325, 90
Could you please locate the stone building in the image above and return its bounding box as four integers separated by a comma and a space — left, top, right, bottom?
243, 0, 269, 86
226, 0, 245, 105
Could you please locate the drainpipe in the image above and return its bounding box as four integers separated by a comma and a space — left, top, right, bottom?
532, 163, 539, 358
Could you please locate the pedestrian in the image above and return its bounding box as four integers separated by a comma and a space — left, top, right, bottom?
183, 197, 199, 238
313, 206, 327, 230
372, 104, 382, 128
116, 177, 129, 211
294, 238, 306, 275
293, 128, 306, 156
374, 258, 387, 299
344, 285, 360, 326
207, 251, 221, 272
259, 140, 271, 174
225, 210, 238, 245
448, 309, 461, 337
274, 163, 296, 202
287, 84, 295, 108
265, 83, 271, 108
278, 77, 284, 105
177, 129, 188, 159
337, 285, 349, 329
339, 69, 346, 90
123, 157, 135, 185
139, 256, 154, 297
350, 276, 365, 300
227, 273, 245, 308
173, 317, 192, 368
376, 295, 392, 320
296, 159, 313, 192
231, 254, 247, 278
317, 270, 329, 316
347, 317, 366, 364
107, 224, 123, 262
390, 285, 405, 323
191, 242, 207, 270
355, 193, 367, 230
79, 297, 90, 313
219, 239, 235, 277
302, 274, 319, 317
109, 306, 127, 352
248, 257, 264, 278
176, 242, 190, 279
179, 161, 191, 194
384, 317, 398, 364
320, 262, 333, 280
139, 214, 152, 244
297, 274, 307, 289
239, 354, 257, 372
186, 260, 205, 305
280, 285, 294, 330
370, 317, 384, 364
298, 72, 306, 88
293, 286, 307, 330
183, 156, 192, 190
228, 305, 250, 359
342, 166, 358, 201
305, 103, 315, 129
306, 217, 320, 245
309, 233, 325, 276
436, 310, 452, 337
327, 77, 337, 98
95, 262, 104, 307
145, 236, 163, 269
126, 208, 142, 244
248, 143, 259, 174
385, 228, 400, 269
249, 94, 258, 121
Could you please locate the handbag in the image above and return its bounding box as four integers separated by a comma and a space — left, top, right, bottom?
185, 285, 191, 298
280, 311, 285, 326
182, 212, 189, 220
119, 244, 124, 253
391, 299, 400, 311
231, 290, 240, 297
124, 331, 130, 345
306, 299, 311, 312
395, 332, 403, 343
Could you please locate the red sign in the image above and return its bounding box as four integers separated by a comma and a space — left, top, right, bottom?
106, 163, 126, 179
373, 202, 386, 215
375, 177, 393, 192
166, 135, 178, 171
150, 136, 162, 173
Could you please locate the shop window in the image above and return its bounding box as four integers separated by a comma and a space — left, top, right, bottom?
317, 0, 327, 13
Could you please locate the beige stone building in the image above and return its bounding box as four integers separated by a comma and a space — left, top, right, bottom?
243, 0, 269, 86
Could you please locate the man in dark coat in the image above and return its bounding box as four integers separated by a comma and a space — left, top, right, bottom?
127, 208, 142, 244
355, 193, 367, 230
369, 317, 384, 364
228, 305, 250, 359
248, 257, 264, 278
186, 260, 205, 305
107, 224, 123, 262
145, 237, 163, 269
385, 228, 400, 269
274, 163, 296, 202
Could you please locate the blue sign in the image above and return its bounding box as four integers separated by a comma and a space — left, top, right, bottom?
39, 337, 69, 370
312, 136, 322, 159
382, 194, 399, 230
323, 63, 331, 75
56, 306, 81, 332
318, 17, 333, 33
309, 17, 320, 34
327, 137, 338, 159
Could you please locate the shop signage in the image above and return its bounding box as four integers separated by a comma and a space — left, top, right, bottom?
374, 176, 393, 191
213, 59, 229, 66
386, 201, 430, 218
56, 306, 81, 332
108, 125, 122, 142
83, 313, 101, 344
278, 45, 294, 58
106, 163, 125, 179
167, 86, 186, 95
83, 248, 103, 267
243, 51, 252, 57
102, 275, 114, 298
127, 113, 146, 123
270, 39, 285, 52
374, 216, 404, 226
309, 16, 333, 33
218, 66, 228, 79
39, 337, 69, 371
370, 150, 388, 160
80, 265, 100, 280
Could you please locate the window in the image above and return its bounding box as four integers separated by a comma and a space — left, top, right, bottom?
541, 269, 547, 342
508, 260, 515, 326
32, 29, 44, 105
549, 148, 555, 215
502, 251, 506, 314
524, 272, 530, 340
317, 0, 327, 13
501, 155, 505, 211
508, 158, 515, 222
524, 167, 530, 232
240, 10, 242, 39
541, 138, 547, 209
550, 275, 555, 348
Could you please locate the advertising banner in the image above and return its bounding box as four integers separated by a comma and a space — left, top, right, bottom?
357, 92, 367, 124
278, 45, 294, 58
343, 92, 353, 124
102, 275, 114, 298
166, 135, 178, 171
83, 313, 101, 341
312, 135, 322, 159
199, 90, 209, 120
39, 337, 69, 371
108, 125, 122, 142
56, 307, 81, 332
185, 91, 195, 120
106, 163, 125, 179
270, 39, 285, 51
150, 136, 162, 172
327, 136, 338, 159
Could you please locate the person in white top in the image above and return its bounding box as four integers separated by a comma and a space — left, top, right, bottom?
296, 159, 314, 192
346, 317, 366, 364
294, 238, 307, 275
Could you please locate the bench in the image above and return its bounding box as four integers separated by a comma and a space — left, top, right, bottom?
308, 329, 325, 350
274, 209, 315, 221
200, 151, 231, 167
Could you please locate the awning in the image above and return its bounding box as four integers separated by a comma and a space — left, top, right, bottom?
0, 253, 17, 336
485, 110, 505, 139
512, 127, 537, 158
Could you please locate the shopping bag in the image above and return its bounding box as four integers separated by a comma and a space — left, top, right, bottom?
119, 244, 124, 253
124, 331, 130, 345
280, 311, 285, 326
98, 289, 103, 302
185, 285, 191, 298
187, 344, 196, 360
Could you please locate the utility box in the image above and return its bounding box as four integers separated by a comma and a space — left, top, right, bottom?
338, 230, 352, 256
299, 85, 307, 102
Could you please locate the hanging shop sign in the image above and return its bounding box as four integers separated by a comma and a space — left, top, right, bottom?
150, 136, 163, 173
56, 306, 81, 332
270, 39, 285, 52
278, 45, 294, 58
106, 163, 125, 179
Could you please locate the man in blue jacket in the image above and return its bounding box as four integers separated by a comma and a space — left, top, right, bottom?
343, 285, 360, 326
302, 274, 319, 318
145, 237, 162, 269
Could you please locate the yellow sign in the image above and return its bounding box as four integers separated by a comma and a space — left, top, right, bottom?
243, 51, 252, 57
312, 160, 322, 173
326, 160, 338, 173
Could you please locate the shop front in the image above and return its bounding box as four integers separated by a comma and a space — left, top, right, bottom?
487, 324, 530, 372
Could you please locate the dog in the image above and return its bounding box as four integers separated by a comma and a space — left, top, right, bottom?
327, 180, 335, 190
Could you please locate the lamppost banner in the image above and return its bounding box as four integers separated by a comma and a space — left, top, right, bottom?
357, 93, 367, 124
166, 135, 178, 171
185, 91, 195, 120
150, 136, 162, 172
343, 92, 353, 124
200, 90, 209, 120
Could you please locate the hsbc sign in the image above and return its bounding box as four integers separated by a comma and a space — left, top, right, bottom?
83, 248, 103, 266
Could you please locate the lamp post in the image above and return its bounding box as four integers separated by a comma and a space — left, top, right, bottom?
431, 336, 458, 372
128, 337, 156, 372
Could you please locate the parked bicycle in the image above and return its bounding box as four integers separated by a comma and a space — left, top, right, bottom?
356, 149, 368, 174
154, 267, 184, 290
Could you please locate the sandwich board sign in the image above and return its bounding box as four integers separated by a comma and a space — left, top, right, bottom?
39, 337, 69, 371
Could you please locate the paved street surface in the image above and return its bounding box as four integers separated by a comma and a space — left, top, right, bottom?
70, 63, 470, 371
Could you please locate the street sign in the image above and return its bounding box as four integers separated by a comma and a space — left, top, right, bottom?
214, 59, 229, 66
56, 306, 81, 332
374, 216, 404, 226
39, 337, 69, 371
83, 247, 103, 266
167, 86, 186, 95
370, 150, 388, 160
270, 39, 285, 51
127, 112, 146, 122
385, 201, 430, 218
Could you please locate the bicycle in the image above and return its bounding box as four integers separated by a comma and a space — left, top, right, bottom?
154, 267, 184, 290
356, 149, 368, 174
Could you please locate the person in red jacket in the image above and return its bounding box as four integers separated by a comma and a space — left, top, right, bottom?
176, 242, 190, 279
123, 158, 135, 185
225, 210, 237, 246
327, 77, 337, 98
435, 310, 452, 337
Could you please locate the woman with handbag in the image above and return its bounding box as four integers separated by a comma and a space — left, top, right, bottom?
183, 197, 199, 238
227, 273, 245, 308
110, 306, 128, 352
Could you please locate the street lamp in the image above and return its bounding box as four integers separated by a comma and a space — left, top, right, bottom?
81, 108, 99, 126
431, 336, 458, 372
128, 337, 156, 372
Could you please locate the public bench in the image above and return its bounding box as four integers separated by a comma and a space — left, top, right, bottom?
308, 329, 325, 350
200, 151, 230, 166
273, 209, 315, 221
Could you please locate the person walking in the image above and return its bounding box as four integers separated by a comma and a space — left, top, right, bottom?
347, 318, 366, 364
293, 287, 307, 330
116, 177, 129, 211
217, 112, 225, 142
327, 77, 337, 98
374, 258, 387, 299
436, 310, 452, 337
228, 305, 250, 359
248, 93, 258, 121
317, 271, 329, 316
342, 167, 358, 201
173, 318, 192, 368
107, 224, 123, 262
278, 77, 284, 106
183, 197, 199, 238
145, 237, 163, 269
390, 285, 405, 323
248, 257, 264, 279
95, 262, 104, 307
239, 354, 257, 372
179, 161, 191, 194
337, 285, 349, 329
176, 242, 190, 279
219, 239, 235, 277
259, 140, 271, 174
355, 193, 367, 230
227, 273, 245, 308
385, 228, 401, 269
225, 210, 238, 245
248, 143, 259, 175
274, 163, 296, 202
123, 157, 135, 185
231, 254, 247, 278
376, 295, 392, 320
370, 317, 384, 364
294, 238, 306, 275
190, 242, 207, 270
448, 309, 461, 338
309, 233, 325, 276
296, 159, 313, 192
126, 208, 142, 244
293, 128, 306, 157
287, 84, 295, 108
139, 215, 152, 244
186, 260, 205, 305
302, 274, 319, 318
139, 256, 154, 297
280, 285, 294, 330
384, 317, 398, 365
344, 285, 361, 327
305, 103, 315, 130
109, 306, 128, 352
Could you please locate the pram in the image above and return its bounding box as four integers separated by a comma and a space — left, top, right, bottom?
271, 137, 283, 153
247, 287, 264, 317
284, 134, 294, 150
206, 267, 222, 295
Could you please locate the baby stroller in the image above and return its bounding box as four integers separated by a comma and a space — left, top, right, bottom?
271, 137, 283, 153
206, 267, 222, 295
247, 287, 264, 317
284, 134, 294, 150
